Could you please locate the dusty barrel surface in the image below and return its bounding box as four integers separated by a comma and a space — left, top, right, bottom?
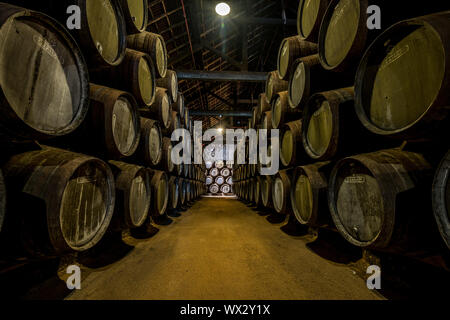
210, 183, 219, 194
291, 162, 333, 227
163, 111, 181, 137
272, 170, 292, 214
271, 91, 302, 129
156, 70, 178, 103
88, 84, 141, 159
120, 0, 149, 34
135, 118, 162, 167
0, 4, 90, 141
168, 176, 179, 211
148, 169, 169, 216
280, 120, 305, 168
355, 12, 450, 139
160, 137, 175, 173
127, 31, 168, 78
2, 147, 115, 256
328, 149, 434, 250
297, 0, 331, 42
277, 36, 318, 80
0, 169, 5, 233
302, 87, 358, 161
432, 150, 450, 250
109, 161, 150, 229
91, 49, 156, 106
141, 88, 172, 130
265, 71, 289, 103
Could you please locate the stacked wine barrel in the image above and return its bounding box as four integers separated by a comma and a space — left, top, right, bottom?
205, 161, 233, 195
236, 2, 450, 257
0, 2, 204, 261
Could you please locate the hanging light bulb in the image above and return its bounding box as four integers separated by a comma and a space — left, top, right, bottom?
215, 2, 231, 16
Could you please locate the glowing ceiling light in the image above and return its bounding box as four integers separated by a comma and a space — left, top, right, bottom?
215, 2, 231, 16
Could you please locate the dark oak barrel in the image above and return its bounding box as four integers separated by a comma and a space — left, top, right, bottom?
221, 168, 231, 177
291, 162, 333, 227
0, 169, 5, 233
90, 49, 156, 106
108, 161, 150, 229
271, 91, 302, 129
258, 94, 272, 123
297, 0, 331, 42
254, 177, 263, 208
127, 31, 168, 78
355, 12, 450, 139
160, 137, 175, 173
206, 175, 213, 185
265, 71, 288, 103
302, 87, 357, 161
288, 54, 353, 109
215, 176, 225, 186
0, 3, 89, 141
221, 184, 231, 194
156, 70, 178, 103
140, 88, 172, 130
174, 93, 186, 119
135, 118, 163, 167
432, 150, 450, 250
168, 176, 180, 211
163, 111, 181, 137
280, 120, 306, 168
2, 146, 115, 256
210, 183, 219, 194
148, 169, 169, 217
277, 36, 318, 80
328, 149, 435, 250
272, 170, 293, 214
88, 84, 141, 159
120, 0, 149, 34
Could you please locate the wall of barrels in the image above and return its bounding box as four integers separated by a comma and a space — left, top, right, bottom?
235, 2, 450, 263
205, 161, 233, 195
0, 1, 205, 263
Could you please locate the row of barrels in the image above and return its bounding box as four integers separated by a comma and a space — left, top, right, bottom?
235, 148, 450, 252
205, 161, 233, 194
0, 146, 205, 259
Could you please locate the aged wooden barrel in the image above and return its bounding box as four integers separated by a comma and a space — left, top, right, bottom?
254, 177, 262, 208
160, 137, 175, 173
156, 70, 178, 103
221, 168, 231, 177
210, 168, 219, 177
206, 175, 213, 185
178, 178, 186, 206
2, 146, 115, 255
432, 150, 450, 250
89, 84, 141, 159
262, 176, 273, 207
0, 4, 89, 141
271, 91, 302, 129
265, 71, 289, 103
90, 49, 156, 106
221, 184, 231, 194
215, 176, 225, 186
272, 170, 292, 214
280, 120, 305, 168
163, 111, 181, 136
168, 176, 180, 211
127, 31, 168, 78
148, 169, 169, 216
297, 0, 331, 42
135, 118, 162, 167
140, 88, 172, 129
109, 161, 150, 229
302, 87, 356, 161
277, 36, 318, 80
291, 162, 333, 227
174, 93, 185, 118
328, 149, 434, 250
210, 183, 219, 194
0, 169, 5, 233
226, 176, 233, 186
258, 94, 272, 120
355, 12, 450, 139
120, 0, 149, 34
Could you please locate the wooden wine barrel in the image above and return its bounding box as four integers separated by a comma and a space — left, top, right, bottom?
261, 175, 274, 208
271, 91, 302, 129
262, 111, 274, 131
160, 137, 175, 173
0, 3, 90, 141
288, 54, 353, 109
280, 120, 305, 167
88, 84, 141, 159
432, 150, 450, 250
127, 32, 168, 78
120, 0, 149, 34
0, 169, 5, 233
265, 71, 288, 103
174, 93, 186, 118
221, 184, 231, 194
2, 146, 115, 255
254, 177, 262, 208
272, 170, 292, 214
291, 162, 333, 227
163, 111, 181, 137
178, 178, 186, 207
156, 70, 178, 103
302, 87, 356, 161
355, 12, 450, 139
258, 94, 272, 121
215, 176, 225, 186
297, 0, 331, 42
277, 36, 318, 80
221, 168, 231, 177
206, 175, 213, 185
328, 149, 434, 250
90, 49, 156, 106
226, 176, 233, 185
210, 183, 219, 194
168, 176, 180, 211
108, 161, 150, 229
148, 169, 169, 216
140, 88, 172, 130
210, 168, 219, 177
135, 118, 162, 167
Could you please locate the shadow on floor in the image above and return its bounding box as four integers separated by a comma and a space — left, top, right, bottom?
280, 215, 309, 237
167, 210, 182, 218
266, 213, 287, 225
153, 215, 174, 226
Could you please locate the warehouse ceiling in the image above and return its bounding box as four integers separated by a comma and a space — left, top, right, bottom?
145, 0, 297, 129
